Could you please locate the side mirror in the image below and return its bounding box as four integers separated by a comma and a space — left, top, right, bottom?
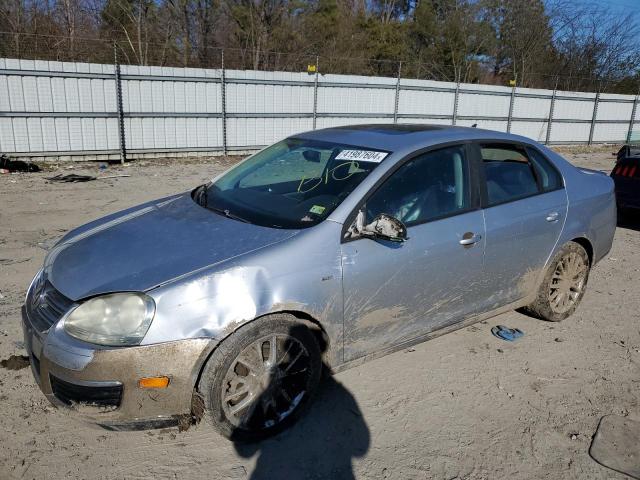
346, 210, 407, 242
303, 150, 321, 163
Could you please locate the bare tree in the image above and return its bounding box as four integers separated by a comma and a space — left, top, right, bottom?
548, 0, 640, 91
0, 0, 637, 92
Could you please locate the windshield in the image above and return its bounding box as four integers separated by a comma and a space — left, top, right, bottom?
199, 138, 389, 228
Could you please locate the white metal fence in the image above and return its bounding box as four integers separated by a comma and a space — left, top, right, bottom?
1, 57, 639, 161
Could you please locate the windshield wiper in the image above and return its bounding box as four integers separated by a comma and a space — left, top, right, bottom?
208, 205, 250, 223
193, 184, 250, 223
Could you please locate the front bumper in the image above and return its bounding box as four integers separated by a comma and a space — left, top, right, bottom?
22, 305, 214, 429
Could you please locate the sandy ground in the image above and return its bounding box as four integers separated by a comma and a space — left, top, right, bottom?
1, 146, 639, 480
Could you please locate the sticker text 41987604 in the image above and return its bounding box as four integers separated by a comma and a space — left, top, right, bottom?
335, 150, 388, 163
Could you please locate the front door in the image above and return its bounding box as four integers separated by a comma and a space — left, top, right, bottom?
341, 144, 486, 362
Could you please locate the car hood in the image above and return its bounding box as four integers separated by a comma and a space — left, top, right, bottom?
44, 193, 299, 301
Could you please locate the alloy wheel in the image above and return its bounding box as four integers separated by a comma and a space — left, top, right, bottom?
221, 333, 311, 431
548, 251, 588, 314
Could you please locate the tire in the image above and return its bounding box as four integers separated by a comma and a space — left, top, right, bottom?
521, 241, 591, 322
198, 313, 322, 442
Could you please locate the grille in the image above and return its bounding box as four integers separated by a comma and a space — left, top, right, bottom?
26, 279, 74, 332
50, 375, 123, 408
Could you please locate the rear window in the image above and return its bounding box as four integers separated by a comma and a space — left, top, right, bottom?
616, 145, 640, 162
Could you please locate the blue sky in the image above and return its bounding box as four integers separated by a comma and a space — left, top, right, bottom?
551, 0, 640, 49
597, 0, 640, 19
591, 0, 640, 48
555, 0, 639, 21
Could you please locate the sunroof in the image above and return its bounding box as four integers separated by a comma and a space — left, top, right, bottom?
335, 124, 450, 135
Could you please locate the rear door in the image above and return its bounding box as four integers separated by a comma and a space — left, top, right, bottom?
477, 143, 567, 309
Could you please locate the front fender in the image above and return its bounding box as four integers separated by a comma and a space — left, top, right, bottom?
144, 221, 345, 368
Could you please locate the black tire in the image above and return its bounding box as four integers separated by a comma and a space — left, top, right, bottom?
198, 313, 322, 442
520, 241, 591, 322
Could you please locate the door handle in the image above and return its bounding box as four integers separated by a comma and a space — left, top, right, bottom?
459, 232, 482, 246
546, 212, 559, 222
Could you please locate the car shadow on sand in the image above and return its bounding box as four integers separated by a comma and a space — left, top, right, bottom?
231, 324, 370, 480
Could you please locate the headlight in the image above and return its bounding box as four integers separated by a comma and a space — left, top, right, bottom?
64, 293, 155, 346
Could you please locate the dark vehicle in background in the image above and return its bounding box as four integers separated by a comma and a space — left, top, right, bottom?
611, 144, 640, 215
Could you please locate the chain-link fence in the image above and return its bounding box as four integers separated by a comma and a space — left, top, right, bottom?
1, 32, 639, 161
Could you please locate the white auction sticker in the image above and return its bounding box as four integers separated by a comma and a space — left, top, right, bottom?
335, 150, 388, 163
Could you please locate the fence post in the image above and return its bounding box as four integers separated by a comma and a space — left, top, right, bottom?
312, 56, 319, 130
221, 49, 228, 156
545, 78, 558, 145
393, 61, 402, 124
588, 88, 600, 146
506, 76, 517, 133
627, 87, 639, 144
452, 74, 460, 125
113, 44, 127, 164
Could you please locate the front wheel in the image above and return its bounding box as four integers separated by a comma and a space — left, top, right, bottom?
521, 241, 591, 322
198, 314, 322, 441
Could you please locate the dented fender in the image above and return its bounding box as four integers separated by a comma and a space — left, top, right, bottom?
143, 220, 345, 368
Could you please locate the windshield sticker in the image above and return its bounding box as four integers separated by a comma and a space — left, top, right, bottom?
309, 205, 326, 215
335, 150, 388, 163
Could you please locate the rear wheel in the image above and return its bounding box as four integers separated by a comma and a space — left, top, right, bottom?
521, 241, 591, 322
199, 314, 322, 441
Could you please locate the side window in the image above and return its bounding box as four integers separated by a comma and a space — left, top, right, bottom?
365, 145, 470, 226
481, 144, 539, 206
527, 148, 563, 191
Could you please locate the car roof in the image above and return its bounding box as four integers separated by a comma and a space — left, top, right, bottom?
294, 124, 535, 152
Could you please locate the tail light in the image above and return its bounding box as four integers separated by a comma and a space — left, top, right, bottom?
612, 160, 638, 178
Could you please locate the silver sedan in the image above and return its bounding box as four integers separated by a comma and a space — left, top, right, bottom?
22, 124, 616, 440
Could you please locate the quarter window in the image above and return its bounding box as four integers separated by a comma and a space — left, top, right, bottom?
481, 145, 539, 206
365, 145, 470, 226
527, 148, 563, 191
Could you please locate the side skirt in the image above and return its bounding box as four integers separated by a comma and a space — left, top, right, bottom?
331, 296, 533, 374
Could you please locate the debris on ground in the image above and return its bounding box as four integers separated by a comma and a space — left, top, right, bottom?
47, 173, 96, 182
491, 325, 524, 342
98, 174, 131, 180
0, 155, 41, 173
1, 355, 30, 370
590, 415, 640, 479
47, 173, 131, 182
0, 258, 30, 266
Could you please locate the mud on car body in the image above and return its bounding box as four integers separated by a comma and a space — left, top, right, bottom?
23, 124, 616, 440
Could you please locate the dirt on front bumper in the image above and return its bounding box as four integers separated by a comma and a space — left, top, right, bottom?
22, 305, 215, 430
